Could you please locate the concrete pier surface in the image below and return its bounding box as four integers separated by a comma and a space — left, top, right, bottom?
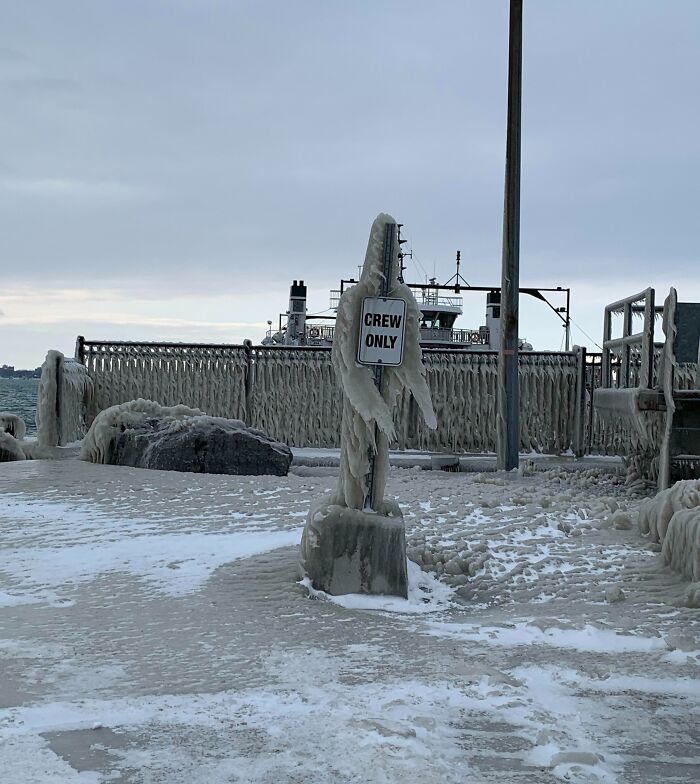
1, 457, 698, 783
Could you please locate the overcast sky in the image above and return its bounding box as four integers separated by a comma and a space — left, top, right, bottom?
1, 0, 699, 367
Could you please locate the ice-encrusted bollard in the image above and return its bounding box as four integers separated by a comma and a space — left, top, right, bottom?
299, 214, 436, 597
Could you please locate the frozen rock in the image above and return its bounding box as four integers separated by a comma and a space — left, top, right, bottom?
683, 583, 700, 608
0, 412, 26, 440
443, 558, 463, 576
299, 499, 408, 597
549, 751, 602, 767
0, 432, 26, 462
604, 585, 625, 603
406, 547, 422, 563
81, 399, 292, 476
609, 510, 633, 530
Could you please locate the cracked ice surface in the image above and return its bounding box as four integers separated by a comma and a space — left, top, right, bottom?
0, 458, 698, 783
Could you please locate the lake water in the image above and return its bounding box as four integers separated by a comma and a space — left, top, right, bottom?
0, 378, 39, 436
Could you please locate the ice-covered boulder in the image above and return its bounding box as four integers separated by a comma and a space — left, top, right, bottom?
0, 412, 26, 440
0, 432, 26, 462
80, 399, 292, 476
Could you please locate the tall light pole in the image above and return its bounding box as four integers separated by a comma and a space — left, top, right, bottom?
498, 0, 522, 471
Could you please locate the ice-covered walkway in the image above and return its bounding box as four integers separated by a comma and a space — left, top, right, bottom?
1, 459, 698, 783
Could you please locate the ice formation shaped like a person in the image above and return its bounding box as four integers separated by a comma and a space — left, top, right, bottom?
331, 213, 437, 511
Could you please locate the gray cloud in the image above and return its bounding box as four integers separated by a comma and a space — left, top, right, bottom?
1, 0, 698, 365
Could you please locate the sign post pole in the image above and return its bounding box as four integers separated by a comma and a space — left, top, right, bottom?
364, 222, 395, 510
299, 212, 436, 599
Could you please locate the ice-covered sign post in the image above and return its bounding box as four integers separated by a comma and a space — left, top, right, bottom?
299, 213, 437, 598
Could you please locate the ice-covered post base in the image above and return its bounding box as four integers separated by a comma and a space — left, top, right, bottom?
299, 499, 408, 597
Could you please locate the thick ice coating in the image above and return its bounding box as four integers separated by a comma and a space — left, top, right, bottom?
0, 412, 26, 440
0, 432, 26, 461
638, 479, 700, 581
80, 399, 207, 464
658, 288, 677, 491
331, 213, 436, 510
36, 350, 93, 447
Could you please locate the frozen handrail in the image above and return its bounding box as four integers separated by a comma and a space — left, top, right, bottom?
601, 287, 656, 389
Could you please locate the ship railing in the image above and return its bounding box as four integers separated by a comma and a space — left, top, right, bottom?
329, 290, 342, 310
305, 325, 335, 342
330, 288, 465, 311
414, 289, 463, 308
420, 327, 489, 345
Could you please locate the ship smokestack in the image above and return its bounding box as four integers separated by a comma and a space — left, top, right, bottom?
485, 290, 501, 349
286, 280, 308, 344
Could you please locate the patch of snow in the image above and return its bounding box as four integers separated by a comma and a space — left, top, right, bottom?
0, 735, 101, 784
2, 528, 302, 600
300, 559, 454, 614
425, 620, 671, 654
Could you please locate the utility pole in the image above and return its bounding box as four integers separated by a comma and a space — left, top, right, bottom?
498, 0, 522, 471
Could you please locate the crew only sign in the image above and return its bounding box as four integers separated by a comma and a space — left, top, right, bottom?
357, 297, 407, 366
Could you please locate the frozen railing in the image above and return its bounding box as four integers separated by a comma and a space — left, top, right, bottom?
77, 339, 594, 455
400, 350, 580, 454
245, 346, 581, 454
247, 346, 343, 448
593, 288, 700, 485
601, 287, 663, 389
586, 350, 697, 455
77, 338, 249, 424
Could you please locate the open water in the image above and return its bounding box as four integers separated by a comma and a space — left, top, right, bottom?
0, 377, 38, 436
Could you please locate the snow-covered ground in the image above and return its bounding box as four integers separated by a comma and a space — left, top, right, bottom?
1, 458, 698, 783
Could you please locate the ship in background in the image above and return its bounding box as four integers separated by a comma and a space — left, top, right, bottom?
263, 229, 571, 351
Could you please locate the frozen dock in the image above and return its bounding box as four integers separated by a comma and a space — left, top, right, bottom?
1, 458, 698, 783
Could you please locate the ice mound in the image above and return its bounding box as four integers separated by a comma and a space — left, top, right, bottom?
80, 398, 292, 476
639, 479, 700, 581
0, 432, 26, 462
0, 412, 26, 440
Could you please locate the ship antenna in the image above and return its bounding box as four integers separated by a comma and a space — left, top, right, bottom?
444, 249, 470, 292
397, 223, 411, 283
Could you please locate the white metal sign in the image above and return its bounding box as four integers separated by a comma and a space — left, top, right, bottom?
357, 297, 406, 366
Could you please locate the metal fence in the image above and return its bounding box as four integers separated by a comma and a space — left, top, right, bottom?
79, 339, 249, 423
77, 337, 588, 455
